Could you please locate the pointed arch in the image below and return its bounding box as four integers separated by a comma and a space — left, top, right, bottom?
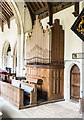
2, 41, 11, 69
13, 42, 17, 73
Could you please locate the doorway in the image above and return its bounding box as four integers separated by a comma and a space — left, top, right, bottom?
70, 64, 80, 101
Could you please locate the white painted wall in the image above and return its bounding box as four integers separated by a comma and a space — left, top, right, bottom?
0, 19, 17, 52
16, 2, 32, 33
0, 19, 17, 70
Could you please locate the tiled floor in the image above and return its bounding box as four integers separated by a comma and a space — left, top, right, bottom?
0, 97, 82, 118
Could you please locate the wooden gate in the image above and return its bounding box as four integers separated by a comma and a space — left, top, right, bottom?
70, 64, 80, 101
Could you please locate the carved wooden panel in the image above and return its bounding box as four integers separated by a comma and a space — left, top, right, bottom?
70, 65, 80, 101
51, 19, 64, 65
48, 69, 64, 100
0, 81, 24, 108
26, 66, 48, 93
26, 65, 64, 101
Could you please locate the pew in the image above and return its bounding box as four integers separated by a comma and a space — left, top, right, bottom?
11, 80, 37, 105
20, 81, 37, 105
0, 81, 24, 108
12, 80, 21, 88
0, 79, 37, 108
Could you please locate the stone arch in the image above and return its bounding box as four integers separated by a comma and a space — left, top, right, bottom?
8, 1, 24, 76
9, 1, 32, 34
8, 1, 23, 34
13, 41, 17, 56
13, 42, 17, 73
2, 41, 11, 69
2, 1, 32, 76
64, 61, 82, 100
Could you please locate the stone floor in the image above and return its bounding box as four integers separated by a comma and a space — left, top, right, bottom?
0, 97, 82, 118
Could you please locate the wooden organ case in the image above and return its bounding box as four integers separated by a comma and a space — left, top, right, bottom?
25, 16, 64, 102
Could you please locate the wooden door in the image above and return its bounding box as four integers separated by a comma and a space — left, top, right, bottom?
70, 65, 80, 101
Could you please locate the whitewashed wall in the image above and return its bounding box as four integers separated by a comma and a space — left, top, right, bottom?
0, 19, 17, 71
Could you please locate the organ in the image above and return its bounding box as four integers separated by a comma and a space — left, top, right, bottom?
25, 15, 64, 102
26, 15, 50, 65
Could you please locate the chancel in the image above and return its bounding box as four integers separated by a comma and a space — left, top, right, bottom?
0, 0, 84, 119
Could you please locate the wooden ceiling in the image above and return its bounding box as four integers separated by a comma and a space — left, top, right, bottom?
0, 0, 14, 31
25, 2, 79, 25
0, 0, 79, 31
26, 2, 73, 17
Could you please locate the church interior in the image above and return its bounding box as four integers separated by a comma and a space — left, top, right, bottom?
0, 0, 84, 119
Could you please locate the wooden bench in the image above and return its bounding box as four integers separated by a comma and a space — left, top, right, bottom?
20, 81, 37, 105
0, 79, 37, 108
0, 81, 24, 108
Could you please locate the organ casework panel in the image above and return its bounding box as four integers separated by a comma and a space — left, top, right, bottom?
26, 15, 51, 65
51, 19, 64, 66
25, 16, 64, 102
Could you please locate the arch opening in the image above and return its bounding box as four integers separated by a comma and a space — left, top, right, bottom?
70, 64, 80, 101
2, 41, 11, 71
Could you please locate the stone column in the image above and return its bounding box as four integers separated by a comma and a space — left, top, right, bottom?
9, 49, 13, 73
0, 56, 2, 69
13, 55, 16, 73
3, 55, 7, 70
17, 33, 24, 77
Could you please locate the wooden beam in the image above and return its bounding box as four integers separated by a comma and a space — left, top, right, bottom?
30, 1, 38, 11
2, 1, 13, 16
34, 1, 41, 9
0, 12, 6, 21
53, 2, 74, 14
25, 2, 35, 26
0, 15, 5, 22
26, 2, 35, 14
36, 2, 74, 21
39, 11, 48, 20
7, 18, 10, 29
35, 6, 47, 15
39, 1, 45, 8
47, 2, 53, 26
1, 20, 4, 32
1, 7, 10, 19
72, 2, 79, 17
0, 2, 12, 16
